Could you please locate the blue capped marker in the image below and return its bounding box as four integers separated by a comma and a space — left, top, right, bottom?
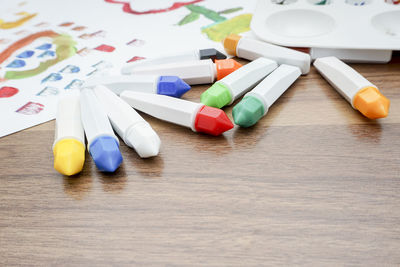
84, 75, 191, 98
80, 88, 123, 172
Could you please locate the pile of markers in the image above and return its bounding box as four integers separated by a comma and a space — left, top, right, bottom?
53, 34, 391, 176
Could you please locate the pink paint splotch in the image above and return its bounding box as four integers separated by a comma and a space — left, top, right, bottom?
16, 102, 44, 115
0, 86, 19, 98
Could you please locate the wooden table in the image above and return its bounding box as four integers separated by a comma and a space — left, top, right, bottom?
1, 60, 399, 266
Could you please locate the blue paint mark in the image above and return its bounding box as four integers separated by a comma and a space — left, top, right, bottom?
38, 50, 55, 58
36, 43, 52, 50
16, 50, 34, 59
64, 79, 84, 90
36, 87, 59, 96
60, 65, 80, 74
6, 59, 26, 68
41, 73, 62, 83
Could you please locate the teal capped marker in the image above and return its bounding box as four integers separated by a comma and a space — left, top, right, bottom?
201, 57, 277, 108
233, 64, 301, 127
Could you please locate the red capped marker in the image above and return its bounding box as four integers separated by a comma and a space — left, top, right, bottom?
120, 92, 233, 136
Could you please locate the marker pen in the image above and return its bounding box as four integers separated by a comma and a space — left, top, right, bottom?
201, 57, 278, 108
121, 48, 226, 74
120, 92, 234, 136
223, 34, 311, 75
53, 89, 85, 176
233, 64, 301, 127
126, 59, 242, 85
93, 85, 161, 158
314, 56, 390, 119
85, 75, 191, 98
80, 88, 123, 172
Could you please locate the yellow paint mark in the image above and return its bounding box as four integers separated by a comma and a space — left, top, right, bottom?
0, 12, 37, 29
202, 14, 252, 42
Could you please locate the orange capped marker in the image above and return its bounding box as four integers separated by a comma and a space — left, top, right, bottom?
126, 59, 242, 85
314, 57, 390, 119
314, 56, 390, 119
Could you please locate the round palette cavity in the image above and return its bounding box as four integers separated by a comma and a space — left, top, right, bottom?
251, 0, 400, 50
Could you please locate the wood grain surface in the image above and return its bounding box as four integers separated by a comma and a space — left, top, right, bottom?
1, 59, 399, 266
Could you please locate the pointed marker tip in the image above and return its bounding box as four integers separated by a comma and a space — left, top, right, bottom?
158, 76, 191, 98
232, 96, 265, 128
201, 83, 232, 108
89, 136, 123, 172
194, 106, 233, 136
353, 87, 390, 119
199, 48, 227, 61
53, 139, 85, 176
125, 124, 161, 158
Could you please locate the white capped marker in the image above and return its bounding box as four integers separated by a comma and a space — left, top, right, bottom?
84, 74, 191, 98
121, 48, 226, 74
120, 92, 234, 136
124, 58, 242, 85
314, 56, 390, 119
201, 57, 278, 108
223, 34, 311, 75
93, 85, 161, 158
80, 88, 123, 172
53, 89, 85, 176
233, 64, 301, 127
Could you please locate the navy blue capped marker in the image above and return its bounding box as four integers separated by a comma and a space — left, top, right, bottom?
84, 75, 190, 98
80, 88, 123, 172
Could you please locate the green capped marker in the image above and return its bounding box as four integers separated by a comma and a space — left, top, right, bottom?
201, 57, 277, 108
233, 64, 301, 127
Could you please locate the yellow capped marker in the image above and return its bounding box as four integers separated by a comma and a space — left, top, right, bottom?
53, 89, 85, 176
314, 57, 390, 119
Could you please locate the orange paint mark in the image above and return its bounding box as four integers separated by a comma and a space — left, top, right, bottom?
0, 30, 58, 65
0, 12, 37, 29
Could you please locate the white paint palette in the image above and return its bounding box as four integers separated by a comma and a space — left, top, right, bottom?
251, 0, 400, 50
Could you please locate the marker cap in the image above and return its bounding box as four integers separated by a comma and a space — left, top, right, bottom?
223, 34, 242, 56
232, 95, 265, 128
125, 122, 161, 158
353, 86, 390, 119
200, 82, 232, 108
53, 139, 85, 176
89, 136, 123, 172
157, 76, 191, 98
199, 48, 227, 61
194, 105, 234, 136
215, 59, 242, 80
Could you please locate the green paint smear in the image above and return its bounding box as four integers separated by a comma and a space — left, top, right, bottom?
186, 4, 226, 22
5, 34, 76, 80
202, 13, 252, 42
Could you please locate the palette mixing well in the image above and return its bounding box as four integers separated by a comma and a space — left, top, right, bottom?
251, 0, 400, 50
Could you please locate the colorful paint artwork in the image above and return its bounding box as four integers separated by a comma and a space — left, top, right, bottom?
0, 12, 37, 29
177, 4, 252, 42
77, 47, 92, 56
35, 43, 52, 50
15, 101, 44, 115
104, 0, 203, 15
1, 32, 77, 80
0, 86, 19, 98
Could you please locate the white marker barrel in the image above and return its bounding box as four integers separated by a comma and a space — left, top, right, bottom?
121, 91, 203, 131
53, 89, 84, 148
129, 59, 216, 85
80, 88, 118, 148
